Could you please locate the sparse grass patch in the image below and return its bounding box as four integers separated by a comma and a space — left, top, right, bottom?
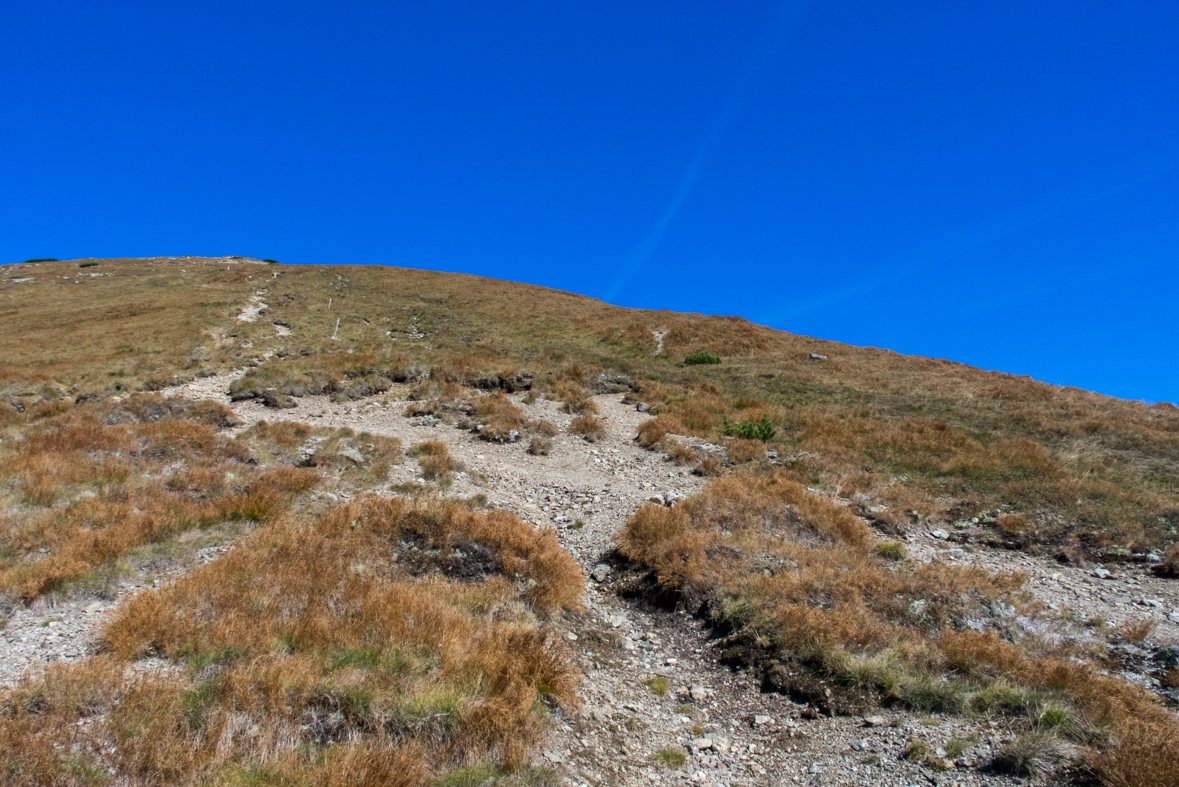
993, 730, 1075, 778
1117, 619, 1155, 644
471, 392, 525, 442
644, 676, 669, 696
409, 441, 460, 480
569, 415, 606, 442
873, 541, 907, 560
650, 748, 687, 768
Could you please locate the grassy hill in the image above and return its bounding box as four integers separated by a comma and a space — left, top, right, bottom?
4, 255, 1176, 560
2, 256, 1179, 786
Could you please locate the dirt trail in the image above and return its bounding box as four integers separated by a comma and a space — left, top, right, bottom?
5, 373, 1176, 785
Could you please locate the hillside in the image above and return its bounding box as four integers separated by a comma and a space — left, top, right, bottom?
1, 256, 1178, 787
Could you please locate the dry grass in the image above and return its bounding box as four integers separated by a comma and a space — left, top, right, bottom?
0, 402, 319, 600
0, 496, 581, 785
408, 441, 460, 480
617, 470, 1179, 785
5, 257, 1174, 555
569, 416, 606, 443
470, 393, 525, 442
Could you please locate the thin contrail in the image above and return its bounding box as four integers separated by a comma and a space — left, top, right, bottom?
603, 0, 814, 302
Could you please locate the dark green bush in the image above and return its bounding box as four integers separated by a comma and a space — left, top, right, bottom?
78, 262, 99, 268
684, 351, 722, 366
263, 259, 280, 264
23, 258, 58, 263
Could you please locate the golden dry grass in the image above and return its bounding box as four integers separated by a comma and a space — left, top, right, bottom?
617, 471, 1179, 786
0, 496, 581, 785
4, 257, 1175, 554
0, 400, 319, 600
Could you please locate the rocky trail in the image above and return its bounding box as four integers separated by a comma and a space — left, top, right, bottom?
4, 372, 1178, 786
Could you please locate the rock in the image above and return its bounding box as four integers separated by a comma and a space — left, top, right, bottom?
689, 684, 707, 701
809, 353, 827, 360
691, 738, 713, 750
1094, 567, 1112, 579
508, 429, 520, 442
337, 448, 366, 464
930, 528, 949, 540
620, 637, 636, 651
753, 715, 772, 727
610, 615, 626, 628
590, 564, 612, 582
862, 715, 887, 727
948, 548, 965, 559
636, 402, 649, 412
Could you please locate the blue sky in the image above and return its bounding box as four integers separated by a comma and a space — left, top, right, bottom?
2, 1, 1176, 403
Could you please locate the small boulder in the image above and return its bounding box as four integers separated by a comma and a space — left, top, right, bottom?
1094, 567, 1113, 579
590, 564, 611, 582
337, 447, 366, 464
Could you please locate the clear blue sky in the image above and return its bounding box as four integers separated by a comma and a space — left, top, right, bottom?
3, 1, 1177, 403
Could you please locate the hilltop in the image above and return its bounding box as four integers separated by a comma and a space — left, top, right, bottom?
1, 256, 1177, 787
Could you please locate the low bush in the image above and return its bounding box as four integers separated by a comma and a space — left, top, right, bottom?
409, 441, 459, 480
723, 413, 775, 442
570, 415, 606, 442
683, 351, 721, 366
471, 393, 525, 442
527, 438, 551, 456
78, 261, 99, 268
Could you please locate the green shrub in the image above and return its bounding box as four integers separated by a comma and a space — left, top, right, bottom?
723, 413, 775, 441
23, 257, 57, 263
644, 676, 669, 696
78, 262, 99, 268
684, 351, 722, 365
263, 259, 280, 264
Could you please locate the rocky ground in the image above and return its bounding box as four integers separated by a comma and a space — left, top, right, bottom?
3, 371, 1177, 786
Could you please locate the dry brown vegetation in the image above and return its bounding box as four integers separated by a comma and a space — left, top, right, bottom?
4, 257, 1173, 556
569, 415, 606, 443
0, 397, 318, 601
617, 470, 1179, 786
3, 257, 1178, 786
0, 497, 581, 784
408, 441, 460, 480
470, 392, 525, 442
